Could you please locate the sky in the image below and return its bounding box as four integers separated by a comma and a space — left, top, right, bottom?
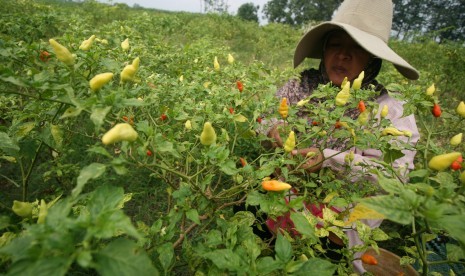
100, 0, 269, 19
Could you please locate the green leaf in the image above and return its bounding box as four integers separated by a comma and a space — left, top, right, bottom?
231, 211, 255, 227
432, 215, 465, 244
6, 257, 71, 276
121, 98, 149, 106
60, 107, 83, 119
90, 106, 112, 130
94, 238, 159, 276
246, 190, 264, 206
202, 249, 241, 270
377, 174, 405, 194
361, 195, 413, 224
275, 232, 292, 263
290, 212, 316, 240
186, 209, 201, 224
294, 258, 337, 276
72, 163, 106, 197
220, 159, 238, 175
0, 132, 19, 153
87, 146, 112, 158
256, 256, 281, 274
157, 243, 174, 272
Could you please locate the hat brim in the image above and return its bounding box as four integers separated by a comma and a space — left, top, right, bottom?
294, 22, 419, 80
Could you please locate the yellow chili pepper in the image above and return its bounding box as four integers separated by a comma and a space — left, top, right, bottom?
49, 39, 75, 66
200, 122, 217, 146
357, 110, 369, 125
102, 123, 138, 145
380, 105, 389, 118
340, 77, 348, 89
278, 98, 289, 119
456, 101, 465, 118
381, 127, 405, 136
37, 199, 47, 224
185, 120, 192, 130
428, 152, 462, 171
450, 133, 463, 146
352, 71, 364, 90
121, 38, 130, 51
12, 200, 33, 217
262, 180, 292, 192
214, 56, 220, 71
120, 57, 140, 83
297, 99, 310, 107
89, 72, 114, 92
283, 131, 296, 152
426, 84, 435, 96
79, 35, 96, 51
228, 53, 234, 64
335, 81, 350, 106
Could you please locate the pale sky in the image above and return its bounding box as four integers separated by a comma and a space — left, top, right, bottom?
100, 0, 269, 16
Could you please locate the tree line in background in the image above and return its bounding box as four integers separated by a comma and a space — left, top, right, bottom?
227, 0, 465, 42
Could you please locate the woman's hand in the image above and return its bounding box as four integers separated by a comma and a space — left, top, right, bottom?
291, 148, 323, 173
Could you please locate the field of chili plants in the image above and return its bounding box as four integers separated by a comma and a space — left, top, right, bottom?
1, 1, 465, 275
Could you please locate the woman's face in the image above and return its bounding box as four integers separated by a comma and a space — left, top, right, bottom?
323, 31, 372, 86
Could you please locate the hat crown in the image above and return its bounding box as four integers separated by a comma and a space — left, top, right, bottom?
332, 0, 392, 43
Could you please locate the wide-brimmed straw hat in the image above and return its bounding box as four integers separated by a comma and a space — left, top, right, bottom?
294, 0, 419, 80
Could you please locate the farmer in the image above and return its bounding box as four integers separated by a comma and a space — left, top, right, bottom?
263, 0, 420, 273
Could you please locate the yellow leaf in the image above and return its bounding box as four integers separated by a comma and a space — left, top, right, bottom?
233, 114, 248, 122
345, 204, 384, 225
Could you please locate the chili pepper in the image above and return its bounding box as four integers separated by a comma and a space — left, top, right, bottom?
450, 160, 461, 171
89, 72, 114, 92
262, 180, 292, 192
122, 116, 129, 122
381, 127, 405, 136
335, 121, 342, 129
312, 121, 319, 126
240, 157, 247, 167
79, 35, 96, 51
160, 114, 167, 121
214, 56, 220, 71
101, 123, 138, 145
335, 81, 350, 106
428, 152, 462, 171
361, 253, 378, 265
345, 151, 355, 164
380, 105, 389, 118
200, 122, 217, 146
432, 103, 441, 117
340, 77, 348, 88
426, 83, 435, 96
185, 120, 192, 130
147, 149, 153, 156
278, 98, 289, 119
49, 39, 75, 66
297, 99, 309, 107
456, 101, 465, 118
12, 200, 33, 218
358, 100, 366, 113
352, 71, 364, 90
403, 130, 412, 137
236, 80, 244, 92
120, 57, 140, 83
283, 131, 296, 153
39, 50, 50, 62
121, 38, 129, 51
256, 117, 262, 124
179, 75, 184, 82
37, 199, 47, 224
228, 53, 234, 64
229, 107, 234, 114
358, 110, 369, 125
450, 133, 462, 146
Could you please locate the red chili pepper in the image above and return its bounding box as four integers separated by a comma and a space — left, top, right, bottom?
39, 50, 51, 62
450, 161, 461, 171
236, 80, 244, 92
240, 157, 247, 167
256, 117, 262, 124
335, 121, 342, 129
122, 116, 129, 122
358, 100, 366, 113
229, 107, 234, 114
147, 149, 153, 156
160, 114, 167, 121
457, 156, 463, 163
312, 121, 319, 126
432, 103, 441, 117
361, 253, 378, 265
